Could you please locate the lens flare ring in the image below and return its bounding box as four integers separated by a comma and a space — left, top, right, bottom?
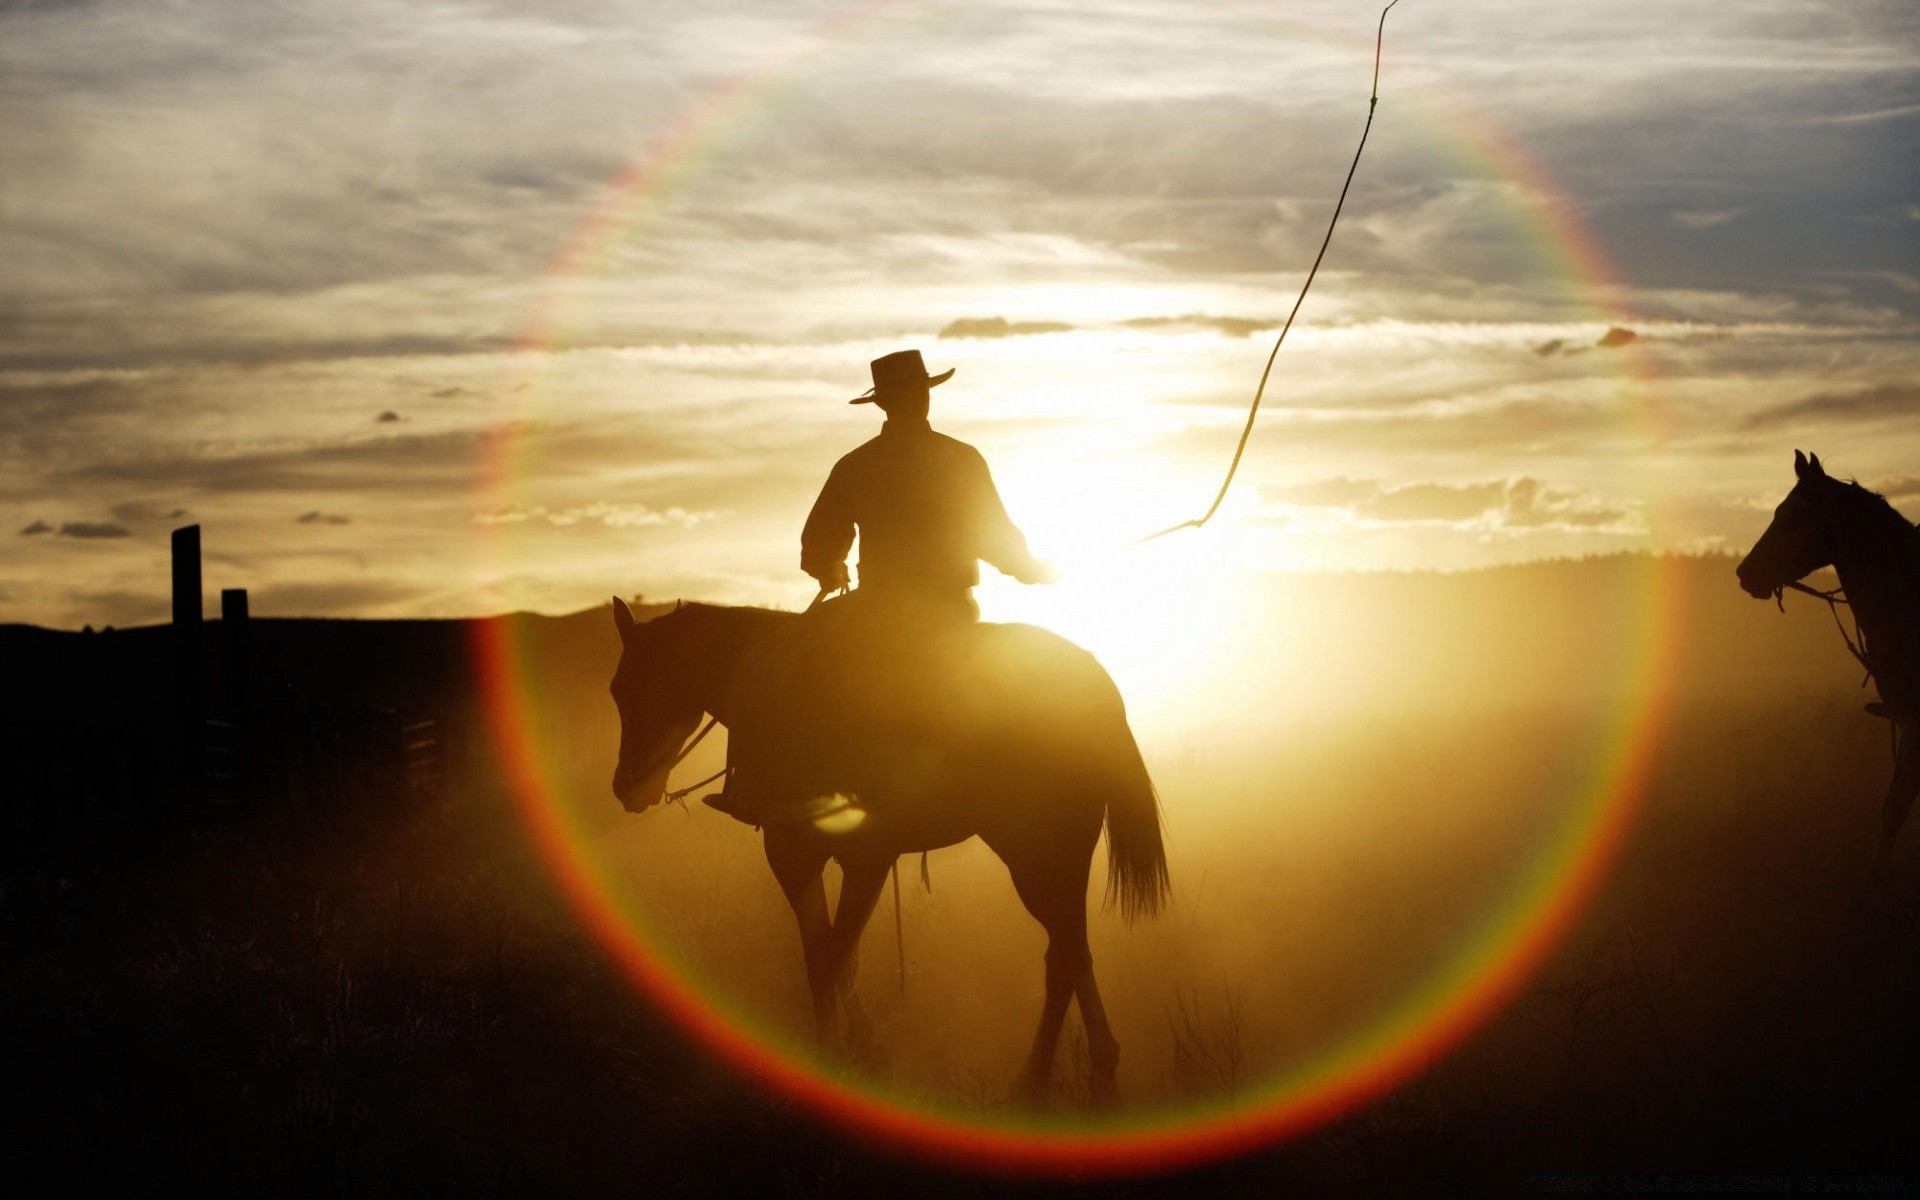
473, 0, 1677, 1178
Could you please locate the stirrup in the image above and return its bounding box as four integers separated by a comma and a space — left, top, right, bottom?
702, 789, 761, 823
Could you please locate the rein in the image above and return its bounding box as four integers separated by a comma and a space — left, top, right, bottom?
1775, 579, 1873, 686
660, 717, 722, 807
661, 582, 846, 809
1773, 577, 1901, 761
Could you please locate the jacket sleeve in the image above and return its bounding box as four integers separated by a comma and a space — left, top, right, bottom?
969, 450, 1044, 582
800, 459, 856, 585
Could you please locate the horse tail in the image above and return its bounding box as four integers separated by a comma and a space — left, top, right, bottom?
1101, 722, 1169, 923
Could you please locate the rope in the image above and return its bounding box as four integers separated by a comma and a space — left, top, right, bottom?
664, 764, 728, 806
892, 859, 906, 996
1774, 580, 1904, 764
1776, 580, 1872, 684
1136, 0, 1402, 546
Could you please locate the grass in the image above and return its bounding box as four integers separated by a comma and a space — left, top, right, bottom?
3, 563, 1918, 1194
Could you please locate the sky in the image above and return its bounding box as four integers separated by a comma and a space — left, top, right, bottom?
1, 0, 1916, 630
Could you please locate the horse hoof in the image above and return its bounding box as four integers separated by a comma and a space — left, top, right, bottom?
1010, 1069, 1051, 1106
1088, 1060, 1120, 1105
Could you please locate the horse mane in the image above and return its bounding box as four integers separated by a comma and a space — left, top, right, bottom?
1834, 477, 1920, 536
652, 600, 803, 627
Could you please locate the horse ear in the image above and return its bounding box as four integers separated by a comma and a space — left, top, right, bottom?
613, 596, 635, 637
1808, 452, 1825, 477
1794, 449, 1808, 478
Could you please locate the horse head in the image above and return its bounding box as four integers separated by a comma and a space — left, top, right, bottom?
608, 597, 706, 813
1737, 450, 1845, 599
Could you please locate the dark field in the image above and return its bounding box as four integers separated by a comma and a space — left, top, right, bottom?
3, 555, 1916, 1196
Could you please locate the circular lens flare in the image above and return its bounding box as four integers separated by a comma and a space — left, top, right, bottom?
474, 1, 1676, 1179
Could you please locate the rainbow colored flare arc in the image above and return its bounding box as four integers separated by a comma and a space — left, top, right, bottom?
472, 1, 1680, 1177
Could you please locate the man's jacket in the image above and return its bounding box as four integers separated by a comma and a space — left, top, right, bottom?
800, 417, 1041, 596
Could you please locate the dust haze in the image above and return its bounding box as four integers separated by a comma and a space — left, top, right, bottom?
516, 553, 1901, 1111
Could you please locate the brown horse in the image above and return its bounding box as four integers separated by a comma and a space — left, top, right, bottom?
606, 596, 1169, 1098
1737, 450, 1920, 855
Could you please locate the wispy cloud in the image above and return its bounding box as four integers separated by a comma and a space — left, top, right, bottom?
1743, 383, 1920, 430
1672, 209, 1747, 230
1265, 476, 1636, 534
474, 503, 719, 530
56, 521, 132, 538
938, 317, 1075, 340
0, 0, 1916, 622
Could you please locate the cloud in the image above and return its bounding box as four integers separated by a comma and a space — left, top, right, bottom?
1805, 102, 1920, 126
57, 521, 131, 538
1268, 476, 1634, 533
473, 503, 718, 530
1672, 209, 1747, 230
1870, 473, 1920, 504
938, 316, 1074, 340
296, 510, 350, 525
938, 313, 1281, 341
108, 500, 188, 526
1364, 481, 1510, 523
1531, 327, 1639, 357
64, 426, 504, 494
1263, 477, 1383, 509
1121, 314, 1270, 339
377, 410, 403, 422
20, 520, 52, 536
1743, 383, 1920, 430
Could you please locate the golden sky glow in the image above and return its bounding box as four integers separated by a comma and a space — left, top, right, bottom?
1, 0, 1915, 629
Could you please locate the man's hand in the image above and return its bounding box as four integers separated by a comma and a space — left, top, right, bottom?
817, 562, 851, 593
1018, 558, 1058, 586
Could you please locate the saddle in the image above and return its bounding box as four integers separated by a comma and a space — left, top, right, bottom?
707, 589, 1073, 826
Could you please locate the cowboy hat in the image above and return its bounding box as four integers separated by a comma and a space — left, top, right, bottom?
850, 349, 955, 405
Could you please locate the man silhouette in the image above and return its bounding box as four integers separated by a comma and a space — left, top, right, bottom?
707, 350, 1051, 826
801, 349, 1053, 621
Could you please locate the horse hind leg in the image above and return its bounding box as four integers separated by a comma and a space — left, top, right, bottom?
1005, 858, 1112, 1103
1075, 956, 1121, 1104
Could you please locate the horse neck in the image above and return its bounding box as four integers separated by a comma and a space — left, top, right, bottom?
674, 605, 793, 726
1830, 500, 1920, 685
1831, 500, 1917, 610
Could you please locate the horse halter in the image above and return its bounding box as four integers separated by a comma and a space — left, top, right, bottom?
649, 716, 723, 808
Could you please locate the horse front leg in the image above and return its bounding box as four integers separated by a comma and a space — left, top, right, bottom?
1881, 718, 1920, 857
827, 859, 894, 1055
765, 831, 836, 1043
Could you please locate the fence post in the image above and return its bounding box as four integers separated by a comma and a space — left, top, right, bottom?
171, 525, 204, 800
221, 587, 250, 719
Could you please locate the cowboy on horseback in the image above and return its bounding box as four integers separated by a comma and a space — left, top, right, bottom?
706, 349, 1055, 826
801, 349, 1056, 619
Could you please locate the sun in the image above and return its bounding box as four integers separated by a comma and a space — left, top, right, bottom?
976, 445, 1274, 738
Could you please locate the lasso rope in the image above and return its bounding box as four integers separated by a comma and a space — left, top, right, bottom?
1137, 0, 1402, 545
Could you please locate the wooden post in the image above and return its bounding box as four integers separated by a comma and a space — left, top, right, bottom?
171, 526, 204, 798
221, 587, 250, 718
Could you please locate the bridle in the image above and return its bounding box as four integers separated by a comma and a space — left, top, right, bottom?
1774, 579, 1871, 684
650, 580, 849, 808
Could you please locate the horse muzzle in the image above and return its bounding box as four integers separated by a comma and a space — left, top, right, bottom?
611, 763, 669, 814
1734, 560, 1776, 600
